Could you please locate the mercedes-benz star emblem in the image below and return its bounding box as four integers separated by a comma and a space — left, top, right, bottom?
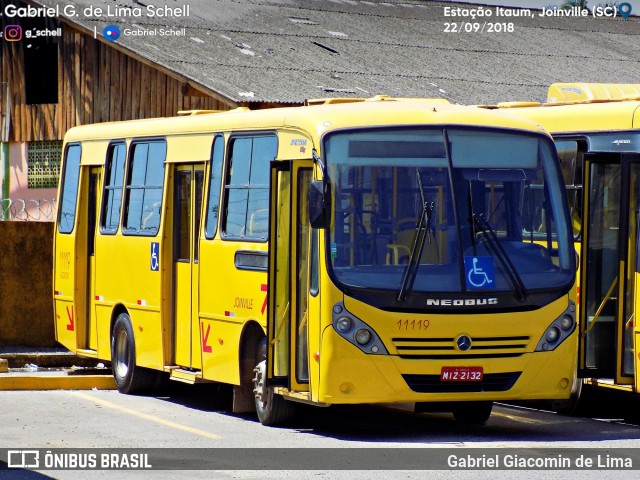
456, 335, 472, 351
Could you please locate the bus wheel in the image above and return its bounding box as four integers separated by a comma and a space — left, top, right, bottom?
551, 377, 583, 415
111, 312, 157, 394
252, 358, 295, 426
452, 401, 493, 424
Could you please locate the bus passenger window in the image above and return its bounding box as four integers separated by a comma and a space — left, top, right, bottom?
204, 135, 224, 239
223, 135, 276, 240
123, 141, 166, 236
101, 143, 126, 234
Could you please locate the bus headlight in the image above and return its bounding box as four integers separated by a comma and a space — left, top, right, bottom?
336, 317, 352, 333
546, 327, 560, 343
355, 329, 371, 345
559, 315, 574, 331
332, 302, 388, 355
535, 301, 576, 352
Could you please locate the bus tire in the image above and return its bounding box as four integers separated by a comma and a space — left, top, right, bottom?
252, 359, 295, 426
252, 340, 295, 426
452, 401, 493, 424
111, 312, 157, 394
551, 377, 583, 416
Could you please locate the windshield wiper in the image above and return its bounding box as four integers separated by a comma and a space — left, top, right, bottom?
471, 213, 527, 301
398, 170, 435, 302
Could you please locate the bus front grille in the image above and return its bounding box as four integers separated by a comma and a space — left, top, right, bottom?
392, 335, 530, 358
402, 372, 521, 393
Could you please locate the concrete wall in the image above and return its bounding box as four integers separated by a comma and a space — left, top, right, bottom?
0, 221, 55, 347
6, 142, 58, 221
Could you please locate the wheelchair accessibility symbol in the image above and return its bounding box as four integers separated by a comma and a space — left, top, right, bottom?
151, 242, 159, 271
464, 256, 495, 290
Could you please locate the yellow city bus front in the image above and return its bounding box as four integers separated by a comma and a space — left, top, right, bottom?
266, 120, 577, 424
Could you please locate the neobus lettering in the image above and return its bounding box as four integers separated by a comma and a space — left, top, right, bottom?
426, 298, 498, 306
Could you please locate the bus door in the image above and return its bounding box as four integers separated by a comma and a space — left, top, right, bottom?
173, 164, 205, 369
267, 160, 314, 393
581, 153, 640, 387
84, 167, 101, 351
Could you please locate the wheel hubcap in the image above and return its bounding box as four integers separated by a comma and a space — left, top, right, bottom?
114, 329, 130, 379
252, 360, 268, 407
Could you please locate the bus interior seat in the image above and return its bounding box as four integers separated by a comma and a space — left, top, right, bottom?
386, 218, 441, 265
249, 208, 269, 236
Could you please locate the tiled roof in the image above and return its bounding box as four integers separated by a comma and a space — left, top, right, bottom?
28, 0, 640, 104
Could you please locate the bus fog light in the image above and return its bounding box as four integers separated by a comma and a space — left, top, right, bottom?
560, 315, 573, 331
355, 329, 371, 345
336, 317, 352, 333
546, 327, 560, 343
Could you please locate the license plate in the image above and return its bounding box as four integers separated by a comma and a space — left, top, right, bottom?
440, 366, 483, 382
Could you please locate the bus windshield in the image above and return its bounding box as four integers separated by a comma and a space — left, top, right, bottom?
323, 126, 574, 299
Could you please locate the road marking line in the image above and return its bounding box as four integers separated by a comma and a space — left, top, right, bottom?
492, 411, 543, 424
70, 391, 222, 439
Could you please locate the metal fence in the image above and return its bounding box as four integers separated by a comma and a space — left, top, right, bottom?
0, 198, 57, 221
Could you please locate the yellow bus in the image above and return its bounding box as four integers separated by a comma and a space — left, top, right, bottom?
488, 83, 640, 409
53, 97, 577, 425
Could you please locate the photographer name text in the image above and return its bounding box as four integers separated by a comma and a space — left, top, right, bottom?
2, 3, 189, 19
448, 453, 633, 469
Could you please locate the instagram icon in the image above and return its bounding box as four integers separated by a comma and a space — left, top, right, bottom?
4, 25, 23, 42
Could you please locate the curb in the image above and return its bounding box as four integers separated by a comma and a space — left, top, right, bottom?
0, 352, 100, 369
0, 372, 115, 390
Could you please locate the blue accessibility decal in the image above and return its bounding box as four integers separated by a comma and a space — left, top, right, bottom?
150, 242, 160, 271
464, 256, 495, 290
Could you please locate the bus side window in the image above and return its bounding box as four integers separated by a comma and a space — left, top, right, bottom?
223, 135, 276, 240
58, 144, 82, 234
204, 135, 224, 239
100, 143, 126, 234
123, 141, 166, 236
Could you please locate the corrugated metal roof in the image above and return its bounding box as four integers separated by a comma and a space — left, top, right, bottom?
27, 0, 640, 105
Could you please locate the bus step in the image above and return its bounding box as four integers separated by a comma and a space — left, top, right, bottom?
169, 368, 205, 384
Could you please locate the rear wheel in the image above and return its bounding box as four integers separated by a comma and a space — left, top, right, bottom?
252, 340, 295, 426
452, 401, 493, 424
111, 312, 158, 394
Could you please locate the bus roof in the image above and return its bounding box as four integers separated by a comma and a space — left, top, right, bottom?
492, 101, 640, 134
483, 83, 640, 134
63, 97, 548, 145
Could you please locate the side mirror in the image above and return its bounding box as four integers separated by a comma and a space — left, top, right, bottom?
308, 180, 331, 229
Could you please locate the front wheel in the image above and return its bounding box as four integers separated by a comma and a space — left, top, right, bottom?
551, 375, 583, 416
452, 401, 493, 424
111, 312, 159, 394
252, 357, 296, 426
